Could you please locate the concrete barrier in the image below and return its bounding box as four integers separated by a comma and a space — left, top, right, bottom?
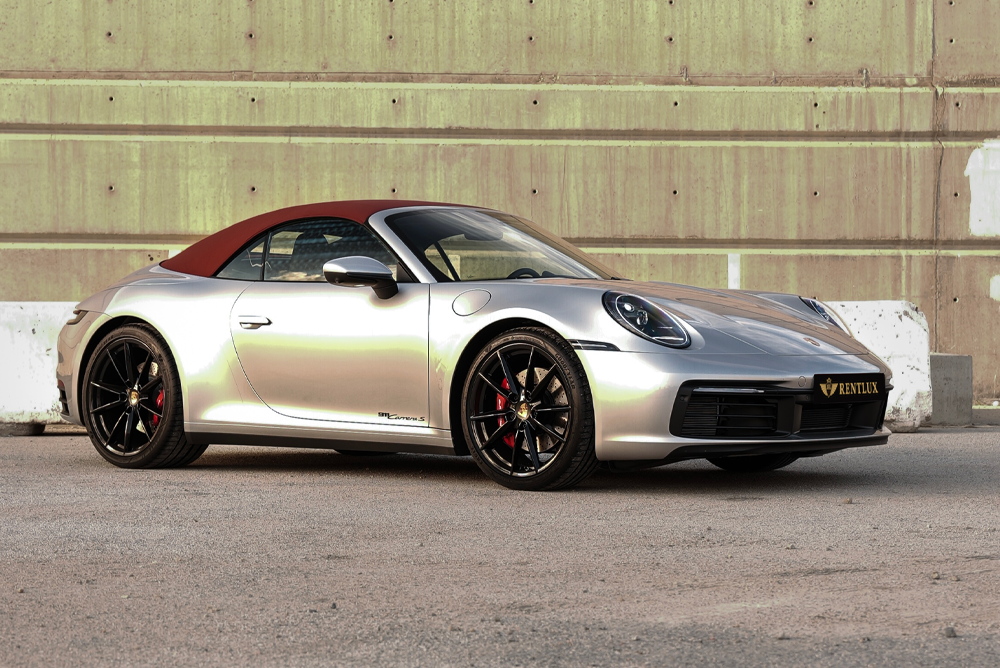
930, 353, 974, 426
0, 302, 76, 429
828, 301, 932, 432
2, 300, 933, 433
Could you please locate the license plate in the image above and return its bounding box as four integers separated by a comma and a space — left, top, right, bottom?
813, 373, 886, 403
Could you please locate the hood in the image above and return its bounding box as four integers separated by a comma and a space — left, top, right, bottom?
546, 278, 869, 356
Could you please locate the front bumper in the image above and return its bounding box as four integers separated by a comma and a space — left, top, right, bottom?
577, 349, 891, 461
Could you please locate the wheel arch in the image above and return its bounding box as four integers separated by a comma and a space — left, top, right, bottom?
447, 316, 583, 456
76, 315, 169, 418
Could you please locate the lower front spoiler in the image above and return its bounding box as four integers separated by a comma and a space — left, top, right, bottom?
601, 430, 888, 471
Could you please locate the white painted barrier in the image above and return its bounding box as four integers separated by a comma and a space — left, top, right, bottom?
828, 301, 932, 432
0, 302, 76, 424
1, 300, 932, 432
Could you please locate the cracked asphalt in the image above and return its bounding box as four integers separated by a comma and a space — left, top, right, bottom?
1, 427, 999, 667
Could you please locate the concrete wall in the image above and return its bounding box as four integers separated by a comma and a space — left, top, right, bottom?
0, 1, 998, 399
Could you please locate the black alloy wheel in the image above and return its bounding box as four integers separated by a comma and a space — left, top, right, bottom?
461, 327, 597, 491
83, 325, 206, 468
707, 453, 799, 472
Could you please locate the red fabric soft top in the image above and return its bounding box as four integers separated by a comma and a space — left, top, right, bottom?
160, 199, 451, 278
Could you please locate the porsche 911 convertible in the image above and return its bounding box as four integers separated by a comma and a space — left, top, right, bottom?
57, 200, 891, 490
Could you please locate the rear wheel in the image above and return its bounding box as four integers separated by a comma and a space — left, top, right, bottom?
461, 327, 597, 491
82, 325, 205, 468
707, 454, 799, 472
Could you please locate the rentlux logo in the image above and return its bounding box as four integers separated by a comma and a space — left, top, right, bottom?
379, 412, 426, 422
820, 378, 880, 398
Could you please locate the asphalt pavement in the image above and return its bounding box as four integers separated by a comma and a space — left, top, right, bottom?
2, 427, 999, 667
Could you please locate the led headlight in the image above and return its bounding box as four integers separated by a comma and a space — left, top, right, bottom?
602, 291, 691, 348
801, 298, 853, 336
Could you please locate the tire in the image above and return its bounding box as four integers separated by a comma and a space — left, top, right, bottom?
707, 454, 799, 472
82, 324, 205, 469
461, 327, 597, 491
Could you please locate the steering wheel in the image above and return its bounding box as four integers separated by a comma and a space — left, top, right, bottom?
506, 267, 541, 279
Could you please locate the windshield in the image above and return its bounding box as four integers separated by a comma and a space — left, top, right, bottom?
384, 209, 620, 281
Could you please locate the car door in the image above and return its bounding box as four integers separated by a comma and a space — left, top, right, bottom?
229, 218, 429, 426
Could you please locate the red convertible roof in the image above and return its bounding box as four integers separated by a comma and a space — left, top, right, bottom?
160, 199, 450, 277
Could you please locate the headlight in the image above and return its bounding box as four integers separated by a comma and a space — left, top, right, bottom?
602, 292, 691, 348
65, 309, 87, 326
800, 298, 853, 337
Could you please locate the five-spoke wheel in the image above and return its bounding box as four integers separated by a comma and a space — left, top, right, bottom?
462, 327, 597, 490
83, 325, 206, 468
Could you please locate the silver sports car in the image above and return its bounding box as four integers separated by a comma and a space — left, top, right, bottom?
57, 200, 891, 490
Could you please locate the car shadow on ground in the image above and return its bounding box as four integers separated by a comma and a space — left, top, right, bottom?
180, 444, 977, 497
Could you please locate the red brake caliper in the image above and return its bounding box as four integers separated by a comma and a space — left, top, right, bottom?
152, 389, 164, 428
496, 379, 516, 448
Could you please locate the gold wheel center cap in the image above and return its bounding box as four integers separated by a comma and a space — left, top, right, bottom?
128, 390, 139, 407
516, 402, 531, 421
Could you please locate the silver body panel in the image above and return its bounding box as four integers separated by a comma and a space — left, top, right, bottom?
58, 206, 891, 462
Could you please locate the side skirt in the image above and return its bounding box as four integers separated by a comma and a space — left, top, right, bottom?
187, 431, 457, 456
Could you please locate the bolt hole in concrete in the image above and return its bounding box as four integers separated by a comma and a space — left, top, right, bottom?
388, 34, 393, 40
391, 188, 397, 193
814, 102, 819, 107
532, 189, 538, 195
392, 98, 397, 104
673, 190, 678, 195
528, 35, 534, 42
956, 102, 961, 108
950, 38, 955, 43
250, 97, 256, 102
248, 32, 254, 39
673, 101, 678, 106
954, 297, 959, 302
108, 96, 114, 101
250, 186, 256, 193
667, 36, 674, 42
813, 191, 819, 196
532, 100, 538, 105
808, 37, 814, 42
106, 31, 112, 37
108, 185, 114, 192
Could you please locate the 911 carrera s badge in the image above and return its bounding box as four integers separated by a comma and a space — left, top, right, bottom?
378, 412, 426, 422
813, 374, 886, 403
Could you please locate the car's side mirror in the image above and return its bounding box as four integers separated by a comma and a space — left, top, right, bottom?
323, 257, 398, 299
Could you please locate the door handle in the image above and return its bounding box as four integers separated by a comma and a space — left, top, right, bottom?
238, 316, 272, 330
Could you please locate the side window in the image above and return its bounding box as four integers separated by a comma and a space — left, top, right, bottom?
217, 237, 266, 280
262, 219, 407, 283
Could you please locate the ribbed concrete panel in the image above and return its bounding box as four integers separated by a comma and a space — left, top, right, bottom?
0, 1, 931, 80
934, 0, 1000, 81
586, 253, 728, 289
0, 137, 937, 243
0, 81, 935, 135
0, 249, 170, 301
742, 253, 938, 303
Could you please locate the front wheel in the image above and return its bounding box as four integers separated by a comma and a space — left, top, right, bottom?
461, 327, 597, 491
707, 454, 799, 472
82, 324, 206, 468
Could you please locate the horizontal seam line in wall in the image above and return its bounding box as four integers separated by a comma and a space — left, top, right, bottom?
0, 71, 940, 86
0, 78, 947, 94
4, 237, 1000, 256
568, 238, 1000, 251
0, 126, 989, 143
